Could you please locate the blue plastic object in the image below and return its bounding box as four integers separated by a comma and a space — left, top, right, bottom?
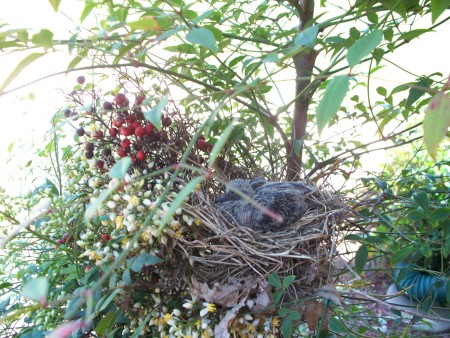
393, 264, 449, 304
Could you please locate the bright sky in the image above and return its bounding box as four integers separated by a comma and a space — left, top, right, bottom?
0, 1, 448, 194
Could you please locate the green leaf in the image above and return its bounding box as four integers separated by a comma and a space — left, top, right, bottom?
31, 29, 54, 49
17, 30, 29, 43
355, 244, 368, 275
294, 139, 302, 156
208, 122, 235, 167
128, 253, 164, 273
144, 95, 168, 130
316, 75, 350, 134
282, 275, 296, 289
64, 295, 83, 319
122, 269, 131, 285
0, 53, 45, 93
96, 289, 122, 312
48, 0, 61, 12
158, 176, 204, 234
272, 290, 283, 304
262, 52, 279, 63
391, 247, 416, 265
407, 210, 426, 221
131, 313, 153, 338
109, 157, 131, 179
95, 310, 118, 336
80, 1, 97, 23
128, 17, 160, 31
186, 27, 217, 53
281, 316, 294, 338
294, 25, 319, 48
413, 191, 429, 213
67, 56, 84, 70
423, 92, 450, 160
406, 77, 432, 107
400, 29, 433, 42
420, 243, 432, 258
431, 0, 450, 23
22, 277, 49, 302
346, 29, 383, 67
431, 207, 450, 221
268, 272, 282, 289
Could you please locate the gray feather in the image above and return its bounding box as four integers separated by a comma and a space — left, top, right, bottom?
214, 178, 312, 231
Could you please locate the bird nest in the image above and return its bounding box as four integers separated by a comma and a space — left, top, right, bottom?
164, 180, 349, 310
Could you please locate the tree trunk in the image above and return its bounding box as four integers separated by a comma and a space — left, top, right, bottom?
286, 0, 316, 180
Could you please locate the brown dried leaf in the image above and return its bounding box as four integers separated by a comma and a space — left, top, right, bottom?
304, 300, 325, 331
190, 277, 247, 307
315, 283, 342, 306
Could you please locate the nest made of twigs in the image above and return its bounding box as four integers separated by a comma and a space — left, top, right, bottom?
165, 181, 349, 307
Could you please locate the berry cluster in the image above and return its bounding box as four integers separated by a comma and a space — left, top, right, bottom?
64, 82, 214, 173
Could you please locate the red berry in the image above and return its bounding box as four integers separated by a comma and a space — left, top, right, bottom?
55, 238, 64, 249
198, 135, 205, 140
197, 139, 208, 152
120, 125, 134, 136
144, 123, 154, 136
62, 233, 71, 243
120, 138, 131, 149
64, 109, 72, 118
157, 130, 168, 140
101, 234, 111, 242
93, 130, 104, 139
114, 93, 129, 107
86, 142, 95, 152
137, 150, 146, 161
76, 128, 85, 137
85, 265, 91, 273
136, 95, 145, 105
131, 121, 140, 129
113, 115, 126, 128
95, 160, 104, 169
162, 116, 172, 127
103, 101, 114, 111
109, 127, 118, 137
127, 113, 137, 122
85, 151, 94, 159
102, 148, 112, 157
77, 75, 85, 84
118, 148, 128, 158
135, 126, 146, 138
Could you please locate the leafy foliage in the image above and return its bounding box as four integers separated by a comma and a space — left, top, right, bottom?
0, 0, 449, 336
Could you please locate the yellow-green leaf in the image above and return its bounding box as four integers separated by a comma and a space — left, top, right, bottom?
128, 17, 160, 31
208, 122, 236, 167
423, 92, 450, 160
0, 52, 45, 93
48, 0, 61, 12
158, 176, 204, 235
31, 29, 54, 49
316, 75, 350, 134
431, 0, 450, 23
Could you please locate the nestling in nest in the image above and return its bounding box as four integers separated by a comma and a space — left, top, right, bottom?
165, 176, 348, 318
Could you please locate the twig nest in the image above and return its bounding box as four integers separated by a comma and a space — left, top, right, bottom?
171, 178, 349, 309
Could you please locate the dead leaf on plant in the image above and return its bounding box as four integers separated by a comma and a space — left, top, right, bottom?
315, 282, 342, 306
304, 300, 329, 331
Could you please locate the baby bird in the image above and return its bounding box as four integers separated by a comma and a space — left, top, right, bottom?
214, 178, 312, 231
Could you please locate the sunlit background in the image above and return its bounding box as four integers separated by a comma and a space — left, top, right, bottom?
1, 1, 449, 194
